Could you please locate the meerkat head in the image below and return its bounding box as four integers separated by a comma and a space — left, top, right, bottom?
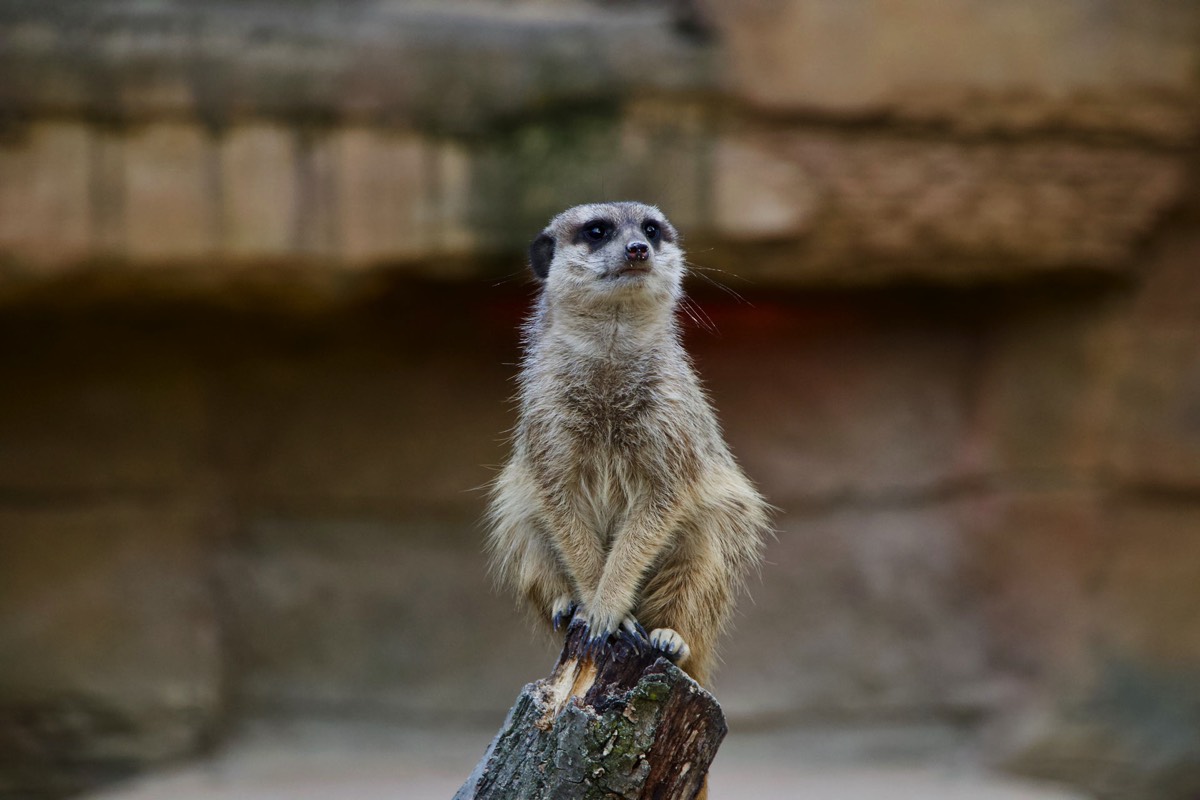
528, 202, 685, 310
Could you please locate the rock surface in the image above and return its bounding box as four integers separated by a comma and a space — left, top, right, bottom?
0, 0, 1194, 283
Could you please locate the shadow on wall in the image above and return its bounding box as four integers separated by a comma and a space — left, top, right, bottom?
3, 257, 1200, 799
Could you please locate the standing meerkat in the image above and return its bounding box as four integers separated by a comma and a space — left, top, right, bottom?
487, 201, 770, 685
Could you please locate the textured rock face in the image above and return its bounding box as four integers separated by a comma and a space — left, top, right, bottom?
221, 516, 548, 719
0, 120, 1184, 284
0, 1, 1194, 285
720, 503, 993, 720
0, 2, 1198, 800
725, 133, 1183, 281
705, 0, 1199, 143
0, 504, 221, 798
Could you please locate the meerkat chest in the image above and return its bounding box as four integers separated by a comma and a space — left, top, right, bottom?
554, 359, 663, 451
522, 358, 663, 478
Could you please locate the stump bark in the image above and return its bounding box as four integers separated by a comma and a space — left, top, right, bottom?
455, 619, 727, 800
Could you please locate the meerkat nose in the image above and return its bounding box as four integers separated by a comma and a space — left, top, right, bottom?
625, 241, 650, 261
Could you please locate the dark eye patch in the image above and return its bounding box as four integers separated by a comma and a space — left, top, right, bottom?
575, 219, 614, 247
642, 220, 661, 241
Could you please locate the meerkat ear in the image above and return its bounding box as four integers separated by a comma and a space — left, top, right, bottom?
529, 234, 555, 281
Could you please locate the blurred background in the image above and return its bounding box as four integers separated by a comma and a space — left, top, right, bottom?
0, 1, 1198, 799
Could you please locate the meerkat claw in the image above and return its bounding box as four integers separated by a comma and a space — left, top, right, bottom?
581, 627, 611, 658
620, 615, 648, 638
649, 628, 691, 663
619, 615, 650, 648
579, 611, 621, 658
551, 595, 579, 632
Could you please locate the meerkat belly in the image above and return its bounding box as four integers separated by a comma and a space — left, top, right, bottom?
564, 410, 671, 539
570, 443, 646, 535
568, 453, 619, 547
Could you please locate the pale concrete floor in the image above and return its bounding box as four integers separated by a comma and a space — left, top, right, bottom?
86, 721, 1087, 800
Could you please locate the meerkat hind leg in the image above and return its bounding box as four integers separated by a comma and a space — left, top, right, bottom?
648, 628, 691, 663
504, 524, 575, 630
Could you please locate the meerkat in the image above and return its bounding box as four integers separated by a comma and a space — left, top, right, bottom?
486, 201, 770, 686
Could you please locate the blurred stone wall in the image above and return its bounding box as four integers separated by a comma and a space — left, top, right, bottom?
0, 2, 1198, 799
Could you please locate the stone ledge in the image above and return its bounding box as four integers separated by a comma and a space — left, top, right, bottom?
0, 1, 710, 131
705, 0, 1200, 145
0, 117, 1187, 286
705, 128, 1187, 283
3, 1, 1195, 145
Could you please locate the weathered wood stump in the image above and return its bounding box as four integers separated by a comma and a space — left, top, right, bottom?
455, 619, 727, 799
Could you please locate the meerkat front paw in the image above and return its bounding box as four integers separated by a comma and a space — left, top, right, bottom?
579, 607, 629, 656
580, 609, 618, 655
550, 595, 579, 632
649, 628, 691, 663
620, 615, 648, 638
580, 610, 652, 655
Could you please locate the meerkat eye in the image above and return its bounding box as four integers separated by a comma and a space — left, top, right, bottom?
581, 221, 610, 242
643, 221, 660, 240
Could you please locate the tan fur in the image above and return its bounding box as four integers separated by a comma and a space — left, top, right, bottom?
487, 202, 770, 685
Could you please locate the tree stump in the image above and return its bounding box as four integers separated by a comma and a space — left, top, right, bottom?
455, 619, 727, 800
